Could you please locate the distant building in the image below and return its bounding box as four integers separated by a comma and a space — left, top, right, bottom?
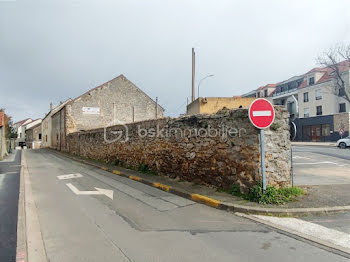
25, 121, 42, 149
51, 74, 164, 150
13, 118, 33, 145
186, 97, 255, 115
41, 99, 72, 148
242, 60, 350, 141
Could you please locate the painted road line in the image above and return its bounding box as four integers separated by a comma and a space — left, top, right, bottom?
191, 194, 220, 208
57, 173, 83, 180
252, 110, 271, 117
253, 215, 350, 250
153, 183, 171, 192
293, 161, 338, 165
292, 156, 311, 160
129, 175, 142, 181
66, 183, 114, 200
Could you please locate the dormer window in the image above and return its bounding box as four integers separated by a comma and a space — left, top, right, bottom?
309, 77, 315, 85
264, 89, 268, 97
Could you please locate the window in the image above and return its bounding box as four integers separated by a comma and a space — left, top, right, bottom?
264, 89, 268, 97
315, 89, 322, 100
304, 107, 310, 118
321, 124, 330, 136
38, 133, 42, 140
287, 102, 294, 114
339, 103, 346, 113
309, 77, 315, 85
303, 92, 309, 102
45, 135, 48, 142
316, 105, 322, 115
257, 92, 261, 98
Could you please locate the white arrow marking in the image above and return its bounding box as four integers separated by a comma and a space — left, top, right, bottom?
57, 173, 83, 180
253, 111, 271, 117
66, 183, 114, 200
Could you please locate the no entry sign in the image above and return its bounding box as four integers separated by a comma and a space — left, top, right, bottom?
248, 98, 276, 192
248, 98, 275, 129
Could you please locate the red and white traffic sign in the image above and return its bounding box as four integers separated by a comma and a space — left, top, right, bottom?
339, 128, 344, 136
248, 98, 275, 129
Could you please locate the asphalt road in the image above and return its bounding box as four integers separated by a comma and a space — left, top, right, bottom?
0, 150, 21, 262
292, 145, 350, 185
289, 145, 350, 252
23, 149, 348, 262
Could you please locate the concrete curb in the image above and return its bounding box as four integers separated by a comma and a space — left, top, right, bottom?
16, 150, 27, 262
22, 150, 48, 262
51, 150, 350, 217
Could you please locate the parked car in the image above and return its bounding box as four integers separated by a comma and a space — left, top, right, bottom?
336, 137, 350, 149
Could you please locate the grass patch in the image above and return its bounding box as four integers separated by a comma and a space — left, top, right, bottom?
137, 164, 158, 176
223, 183, 305, 205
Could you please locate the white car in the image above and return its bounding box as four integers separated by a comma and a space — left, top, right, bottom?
336, 136, 350, 149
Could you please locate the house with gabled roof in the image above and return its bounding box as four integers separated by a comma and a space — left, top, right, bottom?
51, 74, 164, 150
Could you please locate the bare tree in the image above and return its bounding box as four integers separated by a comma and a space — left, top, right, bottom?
317, 43, 350, 102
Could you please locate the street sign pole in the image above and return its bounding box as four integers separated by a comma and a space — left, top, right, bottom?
248, 98, 275, 194
260, 129, 266, 191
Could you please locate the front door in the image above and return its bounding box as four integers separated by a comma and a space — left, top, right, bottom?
311, 125, 321, 141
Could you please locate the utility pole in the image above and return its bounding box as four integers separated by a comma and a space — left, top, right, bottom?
132, 106, 135, 122
192, 48, 195, 102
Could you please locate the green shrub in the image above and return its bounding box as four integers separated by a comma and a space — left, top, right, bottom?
226, 182, 305, 205
137, 163, 158, 176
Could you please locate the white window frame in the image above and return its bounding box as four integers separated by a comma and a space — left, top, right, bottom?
315, 89, 322, 100
304, 107, 310, 118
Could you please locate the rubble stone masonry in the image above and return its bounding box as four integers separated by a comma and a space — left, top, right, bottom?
65, 106, 291, 192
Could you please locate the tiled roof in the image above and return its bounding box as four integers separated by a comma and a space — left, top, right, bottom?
14, 118, 32, 126
255, 59, 350, 93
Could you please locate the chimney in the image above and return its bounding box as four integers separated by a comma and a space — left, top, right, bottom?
50, 103, 53, 111
192, 47, 195, 102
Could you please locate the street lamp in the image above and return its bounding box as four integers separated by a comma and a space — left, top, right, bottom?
198, 74, 214, 98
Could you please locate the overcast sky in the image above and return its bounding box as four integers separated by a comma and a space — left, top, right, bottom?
1, 0, 350, 122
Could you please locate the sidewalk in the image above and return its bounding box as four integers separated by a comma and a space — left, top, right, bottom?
49, 149, 350, 217
292, 141, 337, 147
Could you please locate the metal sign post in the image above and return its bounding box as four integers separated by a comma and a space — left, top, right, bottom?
248, 99, 275, 193
260, 129, 266, 191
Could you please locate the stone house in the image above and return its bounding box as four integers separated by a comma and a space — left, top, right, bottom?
186, 97, 255, 115
25, 121, 42, 149
41, 99, 72, 148
51, 74, 164, 150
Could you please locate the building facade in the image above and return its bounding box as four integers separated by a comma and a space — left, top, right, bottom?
41, 99, 72, 148
13, 118, 33, 145
242, 60, 350, 141
51, 74, 164, 150
186, 97, 255, 115
25, 122, 42, 149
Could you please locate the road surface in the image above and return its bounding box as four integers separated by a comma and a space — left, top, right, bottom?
0, 150, 21, 262
21, 149, 347, 262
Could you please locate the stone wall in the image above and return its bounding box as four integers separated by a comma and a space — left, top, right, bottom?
65, 106, 291, 192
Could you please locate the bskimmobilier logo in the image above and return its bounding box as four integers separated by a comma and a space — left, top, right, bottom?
104, 120, 129, 143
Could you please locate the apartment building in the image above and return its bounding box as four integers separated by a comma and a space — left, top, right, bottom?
242, 60, 350, 141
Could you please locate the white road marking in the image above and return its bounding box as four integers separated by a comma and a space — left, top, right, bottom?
293, 161, 338, 165
253, 215, 350, 250
66, 183, 113, 200
292, 156, 311, 160
252, 111, 271, 117
57, 173, 83, 180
